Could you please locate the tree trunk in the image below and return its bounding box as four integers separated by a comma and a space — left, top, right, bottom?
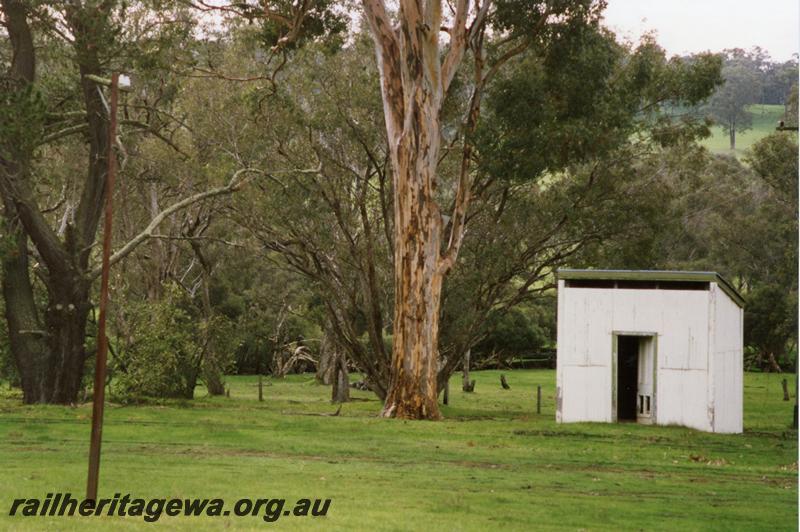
1, 224, 49, 403
203, 355, 226, 396
462, 348, 471, 391
729, 128, 736, 150
4, 254, 91, 404
331, 351, 350, 403
189, 239, 225, 396
315, 330, 335, 385
380, 139, 444, 419
41, 277, 91, 404
363, 0, 475, 419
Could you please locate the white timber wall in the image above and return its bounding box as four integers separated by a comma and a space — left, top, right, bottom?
710, 284, 744, 433
556, 280, 743, 433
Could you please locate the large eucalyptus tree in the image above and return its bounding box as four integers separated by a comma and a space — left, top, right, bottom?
359, 0, 608, 418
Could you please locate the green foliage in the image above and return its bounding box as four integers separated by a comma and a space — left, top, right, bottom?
478, 29, 722, 183
742, 133, 799, 369
745, 285, 797, 371
748, 131, 799, 208
112, 284, 200, 402
0, 82, 46, 160
473, 306, 551, 360
233, 310, 313, 374
201, 313, 239, 380
492, 0, 604, 40
478, 25, 623, 181
257, 0, 347, 52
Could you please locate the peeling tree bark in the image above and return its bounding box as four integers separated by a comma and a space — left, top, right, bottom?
363, 0, 473, 420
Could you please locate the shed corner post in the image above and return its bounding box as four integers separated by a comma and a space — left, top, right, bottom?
555, 279, 565, 423
611, 333, 618, 423
652, 333, 659, 425
707, 282, 717, 432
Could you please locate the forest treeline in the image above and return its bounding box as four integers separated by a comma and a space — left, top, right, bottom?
0, 1, 796, 406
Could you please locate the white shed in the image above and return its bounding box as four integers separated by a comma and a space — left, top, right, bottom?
555, 269, 744, 433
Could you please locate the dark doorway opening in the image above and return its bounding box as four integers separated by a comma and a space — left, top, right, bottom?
617, 335, 639, 421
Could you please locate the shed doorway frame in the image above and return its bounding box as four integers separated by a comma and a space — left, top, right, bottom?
611, 332, 658, 424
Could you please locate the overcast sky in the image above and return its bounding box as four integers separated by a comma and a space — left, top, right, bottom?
602, 0, 799, 61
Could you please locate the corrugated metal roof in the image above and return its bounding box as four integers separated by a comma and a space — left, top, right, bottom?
557, 269, 745, 308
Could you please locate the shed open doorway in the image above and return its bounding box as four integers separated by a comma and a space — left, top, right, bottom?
614, 334, 656, 424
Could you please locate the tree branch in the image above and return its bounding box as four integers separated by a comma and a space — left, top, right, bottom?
41, 123, 88, 144
441, 0, 470, 92
89, 168, 263, 279
362, 0, 404, 138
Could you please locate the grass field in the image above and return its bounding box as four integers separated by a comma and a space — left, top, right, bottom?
1, 370, 797, 530
701, 104, 791, 157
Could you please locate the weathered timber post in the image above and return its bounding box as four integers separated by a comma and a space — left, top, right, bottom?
794, 371, 798, 429
537, 385, 542, 414
86, 73, 119, 502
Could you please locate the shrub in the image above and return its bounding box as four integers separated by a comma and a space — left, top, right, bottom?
112, 285, 200, 402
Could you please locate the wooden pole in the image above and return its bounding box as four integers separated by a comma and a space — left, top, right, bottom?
87, 72, 119, 502
537, 385, 541, 414
793, 371, 798, 429
258, 373, 263, 402
782, 378, 790, 401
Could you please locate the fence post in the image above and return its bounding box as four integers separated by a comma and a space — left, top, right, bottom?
537, 385, 541, 414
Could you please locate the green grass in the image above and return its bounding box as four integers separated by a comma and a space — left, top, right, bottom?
0, 370, 796, 530
701, 104, 791, 157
